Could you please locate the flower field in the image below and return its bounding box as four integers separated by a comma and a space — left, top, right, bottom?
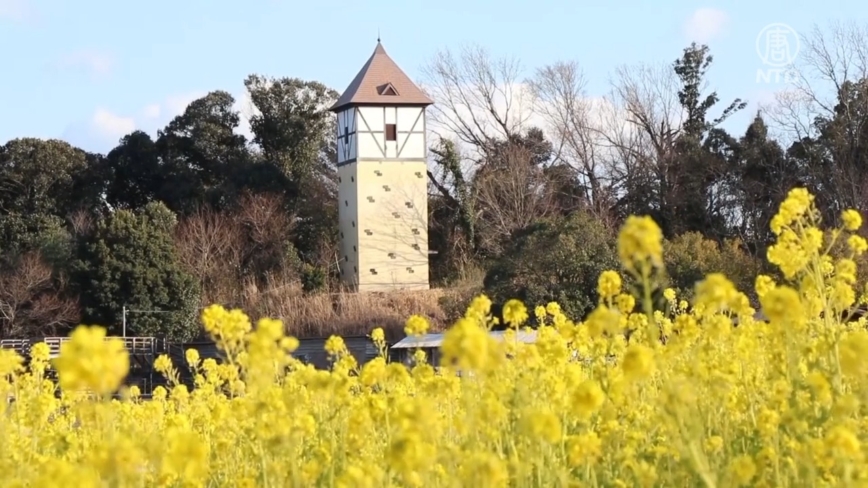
3, 188, 868, 487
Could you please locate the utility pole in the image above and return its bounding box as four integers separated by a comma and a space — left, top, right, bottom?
122, 305, 127, 338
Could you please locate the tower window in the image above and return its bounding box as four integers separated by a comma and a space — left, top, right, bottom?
345, 200, 348, 206
385, 124, 397, 141
412, 244, 420, 250
392, 212, 401, 218
364, 229, 373, 236
370, 268, 378, 275
383, 185, 391, 192
406, 267, 415, 274
411, 228, 420, 235
351, 176, 355, 182
388, 252, 396, 259
374, 170, 382, 177
415, 172, 423, 178
405, 201, 414, 208
367, 196, 375, 203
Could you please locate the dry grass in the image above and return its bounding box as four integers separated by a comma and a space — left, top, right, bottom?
243, 286, 451, 343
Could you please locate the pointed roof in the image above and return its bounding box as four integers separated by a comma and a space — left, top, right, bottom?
330, 42, 434, 112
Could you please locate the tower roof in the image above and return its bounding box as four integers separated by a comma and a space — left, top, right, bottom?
330, 42, 434, 112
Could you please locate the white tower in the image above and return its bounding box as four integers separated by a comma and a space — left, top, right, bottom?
330, 41, 433, 292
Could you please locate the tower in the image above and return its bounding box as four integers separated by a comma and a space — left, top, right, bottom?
330, 41, 434, 292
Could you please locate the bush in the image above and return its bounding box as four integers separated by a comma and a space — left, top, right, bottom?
483, 211, 619, 321
2, 188, 868, 486
664, 232, 760, 301
70, 202, 201, 341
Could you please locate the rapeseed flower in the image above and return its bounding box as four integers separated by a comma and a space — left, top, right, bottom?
3, 187, 868, 487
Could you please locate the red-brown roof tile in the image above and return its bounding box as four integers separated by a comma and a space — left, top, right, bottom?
330, 42, 434, 112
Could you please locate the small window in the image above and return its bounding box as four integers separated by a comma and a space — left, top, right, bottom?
385, 124, 397, 141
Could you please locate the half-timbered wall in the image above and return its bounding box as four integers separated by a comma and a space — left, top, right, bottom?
337, 106, 426, 165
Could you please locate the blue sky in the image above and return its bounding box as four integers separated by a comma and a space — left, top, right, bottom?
1, 0, 866, 154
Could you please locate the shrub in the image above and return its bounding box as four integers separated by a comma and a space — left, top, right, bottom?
664, 232, 761, 301
483, 211, 619, 321
70, 202, 201, 341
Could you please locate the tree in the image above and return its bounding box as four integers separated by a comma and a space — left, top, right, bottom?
766, 22, 868, 221
155, 91, 252, 213
245, 76, 341, 273
421, 44, 532, 162
483, 211, 619, 321
529, 60, 616, 219
0, 252, 79, 338
71, 202, 200, 341
245, 75, 339, 185
103, 131, 163, 211
0, 138, 103, 217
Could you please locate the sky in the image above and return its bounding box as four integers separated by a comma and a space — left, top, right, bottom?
1, 0, 867, 155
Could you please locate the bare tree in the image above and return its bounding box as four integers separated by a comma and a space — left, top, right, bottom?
474, 144, 556, 254
528, 61, 616, 219
766, 22, 868, 142
421, 44, 533, 161
765, 22, 868, 215
174, 206, 245, 305
0, 253, 79, 338
603, 62, 685, 216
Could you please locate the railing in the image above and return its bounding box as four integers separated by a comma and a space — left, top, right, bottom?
2, 336, 162, 360
0, 339, 30, 357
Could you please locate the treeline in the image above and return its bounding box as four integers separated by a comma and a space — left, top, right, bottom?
2, 23, 867, 340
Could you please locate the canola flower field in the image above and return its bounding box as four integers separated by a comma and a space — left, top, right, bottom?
3, 188, 868, 487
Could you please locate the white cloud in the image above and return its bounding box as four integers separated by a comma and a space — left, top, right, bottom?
64, 89, 258, 153
142, 104, 161, 119
59, 50, 114, 79
0, 0, 29, 22
91, 108, 135, 140
684, 8, 729, 43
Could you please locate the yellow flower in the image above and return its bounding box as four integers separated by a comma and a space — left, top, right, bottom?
842, 209, 862, 231
617, 215, 663, 272
404, 315, 430, 336
502, 299, 529, 328
622, 344, 654, 381
54, 325, 129, 396
597, 270, 622, 300
571, 380, 605, 418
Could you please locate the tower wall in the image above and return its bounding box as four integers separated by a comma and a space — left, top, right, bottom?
354, 160, 429, 292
